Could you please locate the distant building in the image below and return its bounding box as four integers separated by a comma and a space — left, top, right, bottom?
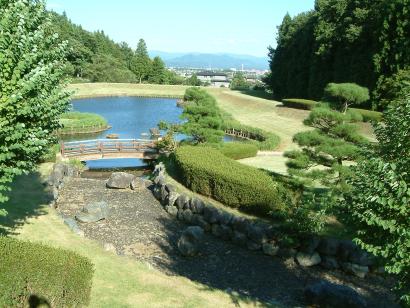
197, 71, 230, 87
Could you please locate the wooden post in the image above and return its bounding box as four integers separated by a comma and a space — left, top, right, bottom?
60, 142, 65, 157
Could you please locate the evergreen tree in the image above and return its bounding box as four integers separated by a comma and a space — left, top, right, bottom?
342, 87, 410, 305
324, 83, 370, 113
230, 72, 249, 90
185, 74, 202, 86
132, 39, 152, 83
0, 0, 70, 207
148, 56, 166, 84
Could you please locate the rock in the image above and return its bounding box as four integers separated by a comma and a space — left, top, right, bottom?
63, 218, 84, 237
232, 216, 250, 234
262, 243, 280, 256
167, 191, 180, 207
211, 224, 233, 240
304, 280, 367, 308
165, 184, 176, 193
219, 211, 233, 225
52, 187, 59, 200
165, 205, 178, 217
247, 241, 262, 251
189, 198, 205, 214
153, 162, 165, 175
130, 178, 145, 191
338, 240, 356, 262
278, 248, 297, 258
182, 209, 194, 224
160, 185, 169, 203
175, 194, 189, 210
158, 175, 166, 186
247, 224, 267, 245
106, 172, 135, 189
153, 186, 161, 200
232, 231, 247, 246
75, 201, 109, 223
177, 209, 184, 221
296, 252, 322, 267
342, 263, 369, 278
177, 226, 205, 257
203, 205, 220, 224
348, 247, 374, 267
300, 236, 321, 254
103, 243, 117, 254
317, 238, 340, 256
321, 256, 340, 270
192, 215, 211, 232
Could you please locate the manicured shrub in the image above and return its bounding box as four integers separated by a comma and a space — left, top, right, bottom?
219, 142, 258, 160
173, 146, 289, 216
282, 98, 318, 110
350, 108, 382, 122
0, 237, 94, 307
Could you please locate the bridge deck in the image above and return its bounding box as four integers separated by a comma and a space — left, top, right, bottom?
61, 139, 159, 161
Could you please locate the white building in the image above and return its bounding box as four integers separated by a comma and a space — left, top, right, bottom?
197, 71, 230, 87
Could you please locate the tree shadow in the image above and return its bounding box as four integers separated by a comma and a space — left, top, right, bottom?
0, 172, 50, 236
238, 89, 275, 101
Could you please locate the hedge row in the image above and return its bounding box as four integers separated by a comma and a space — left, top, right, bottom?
0, 237, 94, 307
282, 98, 318, 110
223, 120, 281, 150
173, 146, 288, 216
218, 142, 258, 160
350, 108, 382, 122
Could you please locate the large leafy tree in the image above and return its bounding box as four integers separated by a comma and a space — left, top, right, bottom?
0, 0, 70, 207
342, 88, 410, 306
132, 39, 152, 83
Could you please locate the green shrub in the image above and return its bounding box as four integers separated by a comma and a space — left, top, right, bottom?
173, 146, 289, 216
219, 142, 258, 160
350, 108, 382, 122
282, 98, 318, 110
0, 237, 94, 307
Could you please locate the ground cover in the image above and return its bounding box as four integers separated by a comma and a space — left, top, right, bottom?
59, 112, 109, 135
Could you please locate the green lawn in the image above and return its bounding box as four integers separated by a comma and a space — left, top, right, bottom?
59, 112, 109, 134
0, 164, 264, 308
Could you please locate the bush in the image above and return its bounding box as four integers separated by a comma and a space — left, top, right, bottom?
282, 98, 318, 110
350, 108, 382, 122
218, 142, 258, 160
0, 237, 94, 307
173, 146, 289, 216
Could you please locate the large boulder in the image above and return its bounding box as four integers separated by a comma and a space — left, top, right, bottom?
189, 198, 205, 214
304, 280, 367, 308
203, 205, 221, 224
317, 238, 340, 256
192, 215, 211, 232
131, 177, 145, 191
177, 226, 205, 257
175, 194, 189, 210
167, 191, 180, 207
106, 172, 135, 189
247, 224, 267, 245
296, 252, 322, 267
75, 201, 109, 223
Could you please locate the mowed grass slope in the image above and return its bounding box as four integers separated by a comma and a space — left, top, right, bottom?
0, 165, 264, 308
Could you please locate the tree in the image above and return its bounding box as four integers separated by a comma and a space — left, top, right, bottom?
131, 39, 151, 83
342, 88, 410, 306
285, 106, 366, 192
180, 88, 224, 144
324, 83, 370, 113
230, 72, 249, 90
185, 74, 201, 86
148, 56, 166, 84
0, 0, 70, 208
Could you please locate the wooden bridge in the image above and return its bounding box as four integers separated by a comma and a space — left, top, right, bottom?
60, 139, 159, 161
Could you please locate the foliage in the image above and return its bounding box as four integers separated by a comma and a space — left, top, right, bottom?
131, 39, 152, 83
0, 236, 93, 307
282, 98, 318, 110
230, 72, 250, 90
323, 83, 370, 113
266, 0, 410, 109
374, 68, 410, 110
180, 88, 224, 144
285, 106, 366, 192
349, 108, 382, 122
218, 142, 258, 160
341, 90, 410, 305
83, 54, 136, 83
185, 74, 202, 86
59, 112, 108, 130
0, 0, 70, 203
148, 56, 168, 84
173, 146, 289, 217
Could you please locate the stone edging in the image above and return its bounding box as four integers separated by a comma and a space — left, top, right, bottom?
152, 162, 380, 279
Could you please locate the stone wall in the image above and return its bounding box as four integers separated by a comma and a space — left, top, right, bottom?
152, 162, 379, 278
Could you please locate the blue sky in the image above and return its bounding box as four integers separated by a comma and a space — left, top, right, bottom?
48, 0, 315, 57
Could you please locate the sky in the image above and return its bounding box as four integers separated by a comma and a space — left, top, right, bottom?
47, 0, 315, 57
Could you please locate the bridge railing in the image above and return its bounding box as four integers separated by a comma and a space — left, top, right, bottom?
61, 139, 157, 157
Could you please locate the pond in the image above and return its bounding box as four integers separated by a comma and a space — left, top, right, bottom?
64, 96, 243, 169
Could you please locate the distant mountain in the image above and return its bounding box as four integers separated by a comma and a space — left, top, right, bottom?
149, 51, 269, 70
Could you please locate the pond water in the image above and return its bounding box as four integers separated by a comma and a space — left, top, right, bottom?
64, 96, 243, 169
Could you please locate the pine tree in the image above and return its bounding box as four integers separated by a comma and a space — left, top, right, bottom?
148, 56, 166, 84
0, 0, 70, 207
131, 39, 152, 83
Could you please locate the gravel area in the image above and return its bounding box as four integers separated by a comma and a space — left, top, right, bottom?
56, 177, 398, 307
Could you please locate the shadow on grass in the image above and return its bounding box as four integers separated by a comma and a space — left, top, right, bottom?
238, 90, 275, 101
0, 172, 50, 236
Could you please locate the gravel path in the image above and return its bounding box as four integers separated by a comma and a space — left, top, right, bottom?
56, 177, 397, 307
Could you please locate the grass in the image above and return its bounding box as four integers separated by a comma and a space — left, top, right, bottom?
68, 83, 188, 99
59, 112, 109, 134
0, 164, 265, 308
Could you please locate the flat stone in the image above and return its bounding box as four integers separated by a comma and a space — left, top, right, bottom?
106, 172, 135, 189
296, 252, 321, 267
75, 201, 109, 223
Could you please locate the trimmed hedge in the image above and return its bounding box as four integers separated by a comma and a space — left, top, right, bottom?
350, 108, 382, 122
219, 142, 258, 160
0, 237, 94, 307
282, 98, 318, 110
173, 146, 288, 216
